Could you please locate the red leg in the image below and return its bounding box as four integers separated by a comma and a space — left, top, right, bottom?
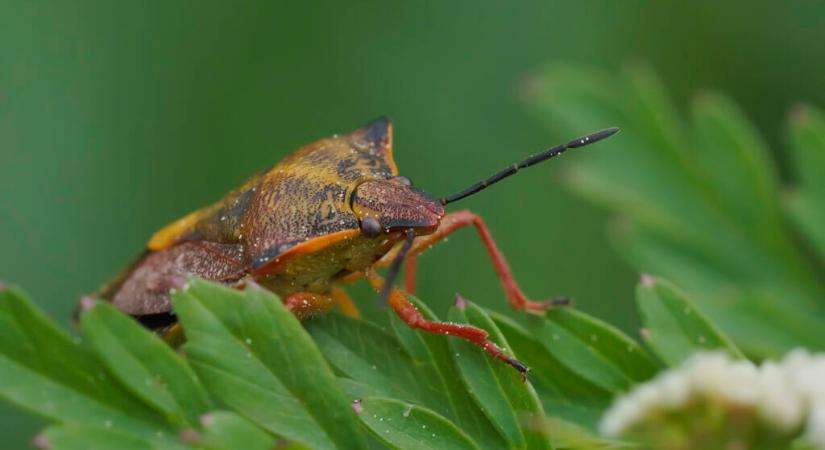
377, 210, 568, 313
366, 269, 527, 376
284, 292, 334, 320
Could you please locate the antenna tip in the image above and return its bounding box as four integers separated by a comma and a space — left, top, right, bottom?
567, 126, 620, 148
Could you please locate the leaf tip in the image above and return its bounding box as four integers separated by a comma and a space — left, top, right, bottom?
178, 428, 201, 444
78, 295, 97, 312
32, 433, 49, 450
199, 413, 215, 427
352, 399, 363, 414
454, 293, 468, 310
790, 103, 812, 124
639, 327, 651, 341
167, 275, 188, 292
246, 279, 265, 291
639, 273, 656, 287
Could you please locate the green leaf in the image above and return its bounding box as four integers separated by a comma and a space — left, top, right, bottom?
691, 93, 781, 238
80, 300, 211, 426
447, 301, 551, 450
490, 312, 611, 429
635, 275, 743, 365
787, 105, 825, 259
171, 280, 366, 450
306, 313, 444, 408
542, 308, 660, 387
192, 411, 276, 450
0, 286, 168, 438
307, 299, 509, 449
528, 416, 631, 450
526, 64, 825, 357
40, 424, 188, 450
357, 397, 480, 450
510, 307, 658, 395
390, 296, 511, 450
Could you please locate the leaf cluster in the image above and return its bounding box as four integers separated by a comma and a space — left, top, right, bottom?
525, 64, 825, 357
0, 273, 740, 449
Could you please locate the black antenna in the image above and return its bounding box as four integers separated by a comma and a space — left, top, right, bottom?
440, 127, 620, 205
378, 228, 416, 305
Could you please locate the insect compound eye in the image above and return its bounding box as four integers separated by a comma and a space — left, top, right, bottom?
360, 217, 383, 238
392, 175, 412, 186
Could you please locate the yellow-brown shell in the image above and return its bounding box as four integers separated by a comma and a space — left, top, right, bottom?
146, 117, 398, 271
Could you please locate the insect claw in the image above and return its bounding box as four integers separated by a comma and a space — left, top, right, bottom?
524, 296, 572, 315
507, 357, 530, 381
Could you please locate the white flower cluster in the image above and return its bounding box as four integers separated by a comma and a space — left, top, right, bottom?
600, 349, 825, 448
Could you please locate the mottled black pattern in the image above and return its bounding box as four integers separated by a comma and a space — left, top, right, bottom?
242, 118, 396, 269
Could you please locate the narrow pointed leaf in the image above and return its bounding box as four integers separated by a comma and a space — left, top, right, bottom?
515, 308, 654, 394
393, 296, 511, 449
41, 424, 189, 450
490, 312, 611, 429
306, 313, 443, 409
171, 280, 366, 450
787, 105, 825, 259
636, 276, 743, 365
448, 301, 552, 450
80, 301, 210, 426
357, 397, 480, 450
691, 93, 780, 236
194, 411, 276, 450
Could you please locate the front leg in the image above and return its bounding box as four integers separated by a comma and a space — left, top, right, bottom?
376, 210, 569, 313
365, 268, 527, 376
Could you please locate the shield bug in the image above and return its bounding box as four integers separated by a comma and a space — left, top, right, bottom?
92, 118, 618, 374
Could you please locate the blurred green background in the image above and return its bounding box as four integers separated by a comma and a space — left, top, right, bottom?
2, 1, 825, 447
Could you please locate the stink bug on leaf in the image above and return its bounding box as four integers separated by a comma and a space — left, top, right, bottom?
92, 118, 618, 375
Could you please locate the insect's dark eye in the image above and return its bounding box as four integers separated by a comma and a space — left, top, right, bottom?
393, 176, 412, 186
360, 217, 383, 238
